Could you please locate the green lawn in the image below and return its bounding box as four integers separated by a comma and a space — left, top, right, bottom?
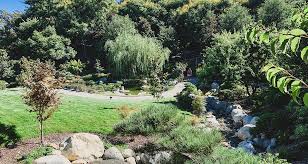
0, 89, 175, 140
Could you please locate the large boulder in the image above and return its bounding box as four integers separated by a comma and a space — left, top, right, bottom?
34, 155, 71, 164
122, 149, 135, 158
243, 115, 253, 125
238, 141, 256, 154
153, 151, 172, 164
250, 117, 259, 126
60, 133, 105, 161
236, 124, 255, 140
205, 113, 220, 129
126, 157, 136, 164
90, 159, 126, 164
104, 147, 125, 161
226, 104, 242, 114
233, 113, 247, 125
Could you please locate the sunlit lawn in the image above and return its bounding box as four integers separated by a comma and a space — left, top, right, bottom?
0, 89, 175, 140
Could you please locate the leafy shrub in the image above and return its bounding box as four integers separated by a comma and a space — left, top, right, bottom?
60, 59, 85, 75
159, 125, 222, 154
0, 80, 6, 90
177, 83, 204, 113
169, 62, 187, 82
219, 3, 252, 32
0, 49, 15, 80
189, 115, 202, 126
191, 95, 206, 115
187, 146, 288, 164
114, 105, 184, 135
257, 0, 293, 29
219, 85, 247, 101
117, 105, 137, 118
23, 146, 53, 164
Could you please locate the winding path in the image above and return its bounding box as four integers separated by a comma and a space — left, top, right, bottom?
58, 82, 186, 101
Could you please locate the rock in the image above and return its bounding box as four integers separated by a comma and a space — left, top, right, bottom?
262, 139, 271, 149
135, 156, 141, 164
236, 124, 255, 140
91, 159, 126, 164
104, 147, 124, 161
252, 138, 263, 147
250, 117, 259, 125
238, 141, 256, 154
60, 133, 105, 161
139, 153, 151, 164
126, 157, 136, 164
243, 115, 253, 125
232, 113, 247, 125
226, 104, 242, 114
231, 108, 245, 118
213, 101, 228, 112
153, 151, 172, 164
51, 149, 62, 155
270, 138, 277, 147
205, 113, 220, 129
34, 155, 71, 164
211, 82, 220, 92
122, 149, 135, 158
72, 159, 87, 164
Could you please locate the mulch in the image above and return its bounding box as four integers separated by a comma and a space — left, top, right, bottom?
0, 133, 72, 164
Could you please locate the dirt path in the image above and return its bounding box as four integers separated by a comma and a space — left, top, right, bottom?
59, 82, 186, 101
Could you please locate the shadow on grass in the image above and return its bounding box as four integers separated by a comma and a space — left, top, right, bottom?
153, 100, 177, 105
0, 123, 21, 148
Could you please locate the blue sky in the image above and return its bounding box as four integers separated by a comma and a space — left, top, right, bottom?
0, 0, 27, 13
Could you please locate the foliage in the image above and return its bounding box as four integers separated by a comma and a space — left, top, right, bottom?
169, 62, 187, 81
0, 49, 15, 80
23, 146, 53, 164
23, 62, 60, 145
219, 3, 253, 32
117, 105, 137, 119
257, 0, 293, 29
191, 95, 206, 115
105, 33, 170, 79
159, 125, 222, 154
246, 7, 308, 106
0, 80, 6, 90
114, 105, 184, 135
104, 15, 137, 41
148, 74, 165, 99
23, 26, 76, 61
187, 146, 289, 164
61, 59, 85, 75
177, 82, 203, 112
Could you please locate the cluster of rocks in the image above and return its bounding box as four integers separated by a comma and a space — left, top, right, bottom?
205, 94, 277, 154
34, 133, 175, 164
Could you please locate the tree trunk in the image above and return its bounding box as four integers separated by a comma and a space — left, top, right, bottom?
40, 119, 44, 146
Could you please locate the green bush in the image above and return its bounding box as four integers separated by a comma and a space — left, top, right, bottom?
191, 95, 206, 115
177, 83, 204, 113
23, 146, 53, 164
219, 3, 252, 32
187, 146, 289, 164
159, 125, 222, 154
114, 105, 184, 135
0, 80, 6, 90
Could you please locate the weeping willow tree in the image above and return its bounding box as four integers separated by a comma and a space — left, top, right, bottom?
105, 33, 170, 79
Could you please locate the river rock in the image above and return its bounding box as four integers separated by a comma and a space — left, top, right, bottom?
154, 151, 172, 164
238, 141, 256, 154
126, 157, 136, 164
122, 149, 135, 158
139, 153, 151, 164
34, 155, 71, 164
236, 124, 255, 140
104, 147, 124, 161
226, 104, 242, 114
243, 115, 253, 125
250, 117, 259, 125
72, 159, 87, 164
60, 133, 105, 161
91, 159, 126, 164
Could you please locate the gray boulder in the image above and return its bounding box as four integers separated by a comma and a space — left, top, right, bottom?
60, 133, 105, 161
205, 113, 220, 129
226, 104, 242, 114
139, 153, 151, 164
104, 147, 124, 161
34, 155, 71, 164
122, 149, 135, 158
238, 141, 256, 154
72, 159, 87, 164
250, 117, 259, 125
243, 115, 253, 125
91, 159, 126, 164
233, 113, 247, 125
153, 151, 172, 164
236, 124, 255, 140
211, 82, 220, 92
126, 157, 136, 164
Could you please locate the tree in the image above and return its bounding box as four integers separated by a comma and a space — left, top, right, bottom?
0, 49, 15, 80
257, 0, 293, 29
105, 33, 170, 79
104, 15, 137, 41
246, 7, 308, 106
23, 62, 60, 145
219, 3, 253, 32
24, 26, 76, 61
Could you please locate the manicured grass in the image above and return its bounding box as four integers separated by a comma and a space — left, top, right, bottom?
0, 89, 176, 140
